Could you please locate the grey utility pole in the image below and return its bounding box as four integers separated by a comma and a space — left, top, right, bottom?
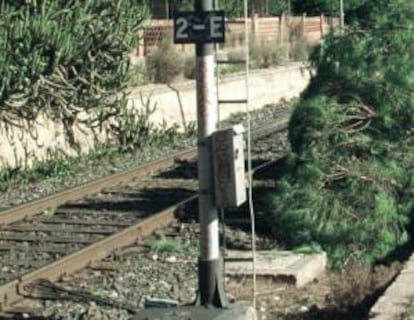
340, 0, 344, 30
194, 0, 227, 309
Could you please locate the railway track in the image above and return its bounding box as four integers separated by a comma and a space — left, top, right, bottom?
0, 114, 290, 312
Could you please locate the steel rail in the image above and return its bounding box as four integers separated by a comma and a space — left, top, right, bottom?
0, 117, 288, 226
0, 117, 289, 310
0, 149, 196, 226
0, 195, 197, 310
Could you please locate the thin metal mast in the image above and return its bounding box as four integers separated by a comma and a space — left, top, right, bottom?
195, 0, 228, 308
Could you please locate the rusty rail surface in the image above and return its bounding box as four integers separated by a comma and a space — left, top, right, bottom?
0, 148, 197, 226
0, 117, 288, 226
0, 117, 289, 310
0, 196, 197, 310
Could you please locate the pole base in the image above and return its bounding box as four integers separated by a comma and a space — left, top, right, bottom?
196, 257, 228, 308
134, 304, 257, 320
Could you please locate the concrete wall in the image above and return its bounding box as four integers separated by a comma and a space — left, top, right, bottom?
0, 113, 113, 170
0, 63, 310, 170
129, 62, 310, 129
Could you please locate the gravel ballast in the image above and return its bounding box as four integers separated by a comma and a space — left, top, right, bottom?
0, 101, 292, 211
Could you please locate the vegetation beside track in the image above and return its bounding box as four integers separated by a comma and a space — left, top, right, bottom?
264, 0, 414, 267
0, 125, 193, 192
0, 0, 195, 190
0, 0, 156, 153
0, 0, 307, 187
0, 101, 289, 197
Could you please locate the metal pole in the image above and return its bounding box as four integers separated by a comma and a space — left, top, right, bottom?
339, 0, 344, 30
195, 0, 228, 309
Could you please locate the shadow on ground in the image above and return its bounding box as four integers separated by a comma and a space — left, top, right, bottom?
60, 187, 196, 218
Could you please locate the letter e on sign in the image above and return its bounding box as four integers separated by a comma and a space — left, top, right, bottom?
210, 16, 224, 39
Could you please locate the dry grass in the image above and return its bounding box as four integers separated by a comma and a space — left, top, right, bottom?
328, 259, 401, 310
145, 37, 183, 84
225, 259, 402, 320
250, 37, 289, 68
139, 29, 314, 87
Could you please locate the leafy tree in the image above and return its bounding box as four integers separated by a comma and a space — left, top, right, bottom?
292, 0, 363, 14
174, 0, 243, 16
265, 0, 414, 266
219, 0, 243, 17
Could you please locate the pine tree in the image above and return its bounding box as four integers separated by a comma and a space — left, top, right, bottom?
266, 0, 414, 266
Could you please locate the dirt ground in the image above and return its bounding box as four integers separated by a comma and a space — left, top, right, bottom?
227, 261, 401, 320
1, 221, 402, 320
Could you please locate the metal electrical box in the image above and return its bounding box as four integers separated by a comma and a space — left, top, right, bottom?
212, 125, 246, 208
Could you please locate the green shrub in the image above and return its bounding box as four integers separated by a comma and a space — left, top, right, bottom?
264, 0, 414, 267
0, 145, 116, 191
149, 235, 182, 253
127, 63, 149, 87
0, 0, 148, 139
110, 93, 189, 152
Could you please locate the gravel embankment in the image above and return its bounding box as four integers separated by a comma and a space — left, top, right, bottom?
0, 101, 293, 210
3, 111, 291, 319
32, 223, 275, 320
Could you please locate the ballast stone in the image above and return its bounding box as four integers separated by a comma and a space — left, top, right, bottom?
224, 250, 327, 287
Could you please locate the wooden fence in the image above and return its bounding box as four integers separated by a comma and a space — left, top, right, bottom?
137, 14, 339, 57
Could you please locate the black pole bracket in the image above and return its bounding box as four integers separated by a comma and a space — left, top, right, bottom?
195, 257, 229, 308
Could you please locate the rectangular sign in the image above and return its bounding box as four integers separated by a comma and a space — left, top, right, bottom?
173, 11, 225, 44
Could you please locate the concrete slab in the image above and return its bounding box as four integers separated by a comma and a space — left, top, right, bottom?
135, 305, 257, 320
370, 252, 414, 320
224, 250, 327, 287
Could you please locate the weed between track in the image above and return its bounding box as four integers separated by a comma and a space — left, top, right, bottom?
149, 235, 182, 254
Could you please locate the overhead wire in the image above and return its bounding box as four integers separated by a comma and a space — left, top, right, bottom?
243, 0, 257, 309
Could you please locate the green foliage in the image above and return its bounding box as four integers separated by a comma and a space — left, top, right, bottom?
112, 94, 189, 152
175, 0, 290, 17
0, 0, 148, 137
173, 0, 194, 11
292, 0, 363, 14
268, 0, 291, 15
149, 235, 182, 254
217, 0, 243, 18
126, 63, 149, 87
0, 107, 193, 190
0, 146, 117, 191
265, 0, 414, 266
174, 0, 242, 17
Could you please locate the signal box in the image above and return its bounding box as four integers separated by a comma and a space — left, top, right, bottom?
212, 125, 246, 208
